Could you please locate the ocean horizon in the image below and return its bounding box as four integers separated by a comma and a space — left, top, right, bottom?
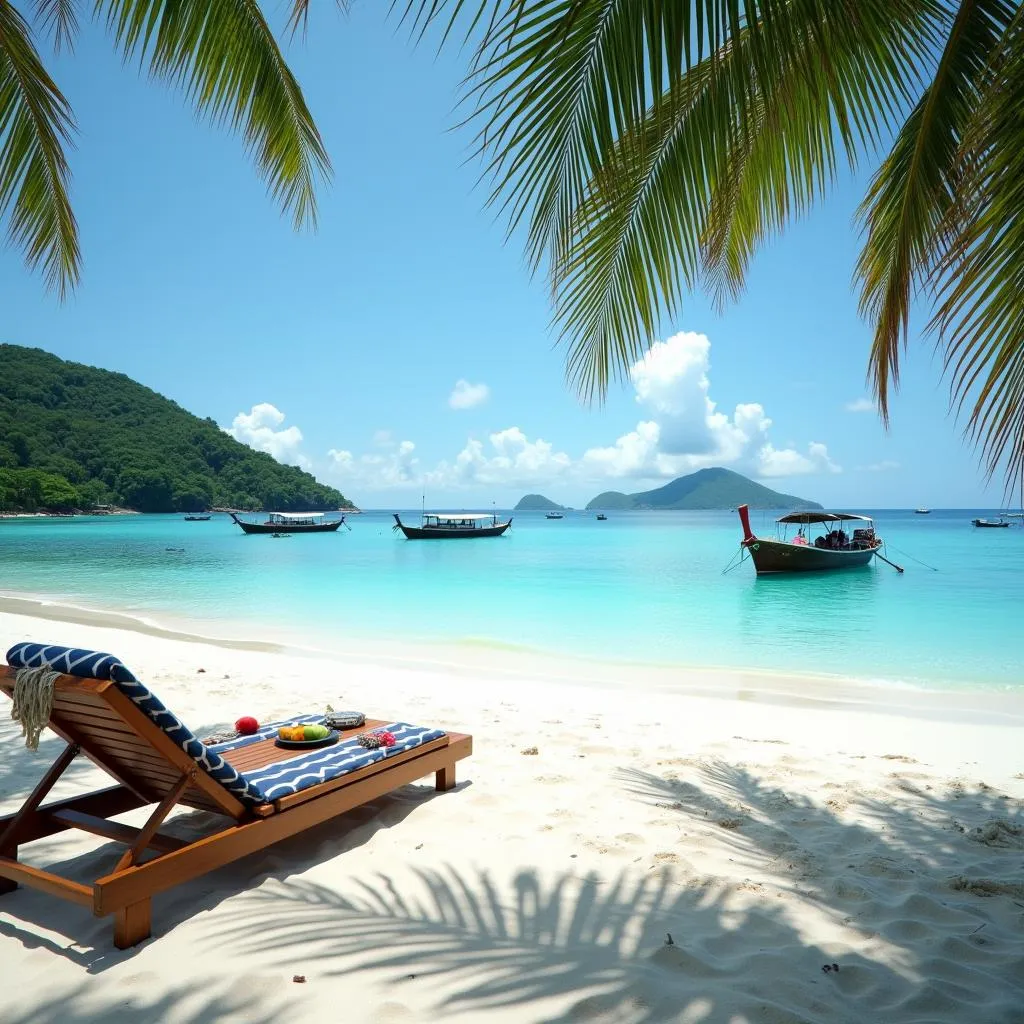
1, 508, 1022, 692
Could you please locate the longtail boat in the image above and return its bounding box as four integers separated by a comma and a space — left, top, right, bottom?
737, 505, 883, 574
393, 512, 511, 539
183, 514, 211, 521
229, 511, 345, 535
972, 518, 1009, 528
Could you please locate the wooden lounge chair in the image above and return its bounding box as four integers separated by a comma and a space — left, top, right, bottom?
0, 643, 472, 948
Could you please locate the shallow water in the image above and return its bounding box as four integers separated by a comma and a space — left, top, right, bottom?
1, 509, 1022, 689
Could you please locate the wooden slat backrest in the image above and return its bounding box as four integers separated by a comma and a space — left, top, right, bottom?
0, 668, 245, 819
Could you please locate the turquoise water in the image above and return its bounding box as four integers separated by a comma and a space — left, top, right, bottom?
1, 510, 1022, 689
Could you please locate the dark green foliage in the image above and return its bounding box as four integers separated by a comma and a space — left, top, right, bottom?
0, 344, 351, 513
585, 468, 822, 511
514, 493, 566, 511
0, 467, 84, 512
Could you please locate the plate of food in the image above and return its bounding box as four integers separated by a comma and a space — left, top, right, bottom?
275, 724, 340, 749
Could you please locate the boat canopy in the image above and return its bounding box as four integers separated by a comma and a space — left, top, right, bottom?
776, 511, 873, 525
427, 513, 495, 521
270, 511, 327, 520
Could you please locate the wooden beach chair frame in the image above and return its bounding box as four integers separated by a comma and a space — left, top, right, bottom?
0, 666, 472, 948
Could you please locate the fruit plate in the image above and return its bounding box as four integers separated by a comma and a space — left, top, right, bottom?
274, 729, 340, 750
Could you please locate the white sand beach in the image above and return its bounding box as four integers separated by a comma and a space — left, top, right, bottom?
1, 605, 1023, 1024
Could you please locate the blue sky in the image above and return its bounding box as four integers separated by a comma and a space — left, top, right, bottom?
0, 5, 1005, 509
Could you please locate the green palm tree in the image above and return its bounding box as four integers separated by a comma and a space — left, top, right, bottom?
395, 1, 1024, 485
0, 0, 333, 298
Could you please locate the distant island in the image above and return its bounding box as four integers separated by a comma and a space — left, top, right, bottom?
0, 344, 353, 514
514, 493, 567, 511
585, 468, 823, 511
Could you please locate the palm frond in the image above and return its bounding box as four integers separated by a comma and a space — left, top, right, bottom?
285, 0, 350, 40
933, 7, 1024, 490
0, 0, 79, 296
98, 0, 331, 228
553, 0, 939, 399
856, 0, 1014, 425
34, 0, 79, 53
703, 0, 943, 313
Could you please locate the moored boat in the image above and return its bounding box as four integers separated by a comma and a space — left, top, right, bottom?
545, 512, 564, 520
183, 514, 211, 521
737, 505, 882, 574
972, 518, 1009, 528
393, 512, 511, 539
596, 514, 607, 521
914, 508, 930, 514
229, 511, 345, 534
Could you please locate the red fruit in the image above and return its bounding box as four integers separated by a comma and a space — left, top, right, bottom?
378, 731, 396, 747
235, 716, 259, 736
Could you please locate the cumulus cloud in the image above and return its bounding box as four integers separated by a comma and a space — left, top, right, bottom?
225, 403, 309, 468
322, 331, 839, 493
449, 379, 490, 410
845, 397, 876, 413
327, 438, 419, 489
581, 332, 839, 480
431, 427, 572, 488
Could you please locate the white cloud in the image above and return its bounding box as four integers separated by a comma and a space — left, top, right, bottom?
327, 439, 419, 489
449, 379, 490, 410
322, 330, 839, 494
431, 427, 572, 488
225, 403, 309, 469
845, 397, 876, 413
580, 332, 839, 480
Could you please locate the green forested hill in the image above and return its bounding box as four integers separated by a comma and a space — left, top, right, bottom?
0, 345, 351, 513
585, 468, 822, 510
514, 493, 566, 511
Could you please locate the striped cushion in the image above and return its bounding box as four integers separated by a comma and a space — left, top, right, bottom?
5, 643, 447, 809
205, 714, 324, 755
6, 642, 270, 808
238, 722, 446, 802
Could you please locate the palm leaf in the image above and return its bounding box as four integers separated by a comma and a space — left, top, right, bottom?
856, 0, 1014, 426
553, 0, 939, 399
285, 0, 350, 39
703, 0, 943, 312
34, 0, 80, 53
0, 0, 79, 296
933, 7, 1024, 490
98, 0, 331, 229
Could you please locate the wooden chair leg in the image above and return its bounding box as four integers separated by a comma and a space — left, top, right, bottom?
0, 848, 16, 894
114, 898, 152, 949
435, 763, 456, 792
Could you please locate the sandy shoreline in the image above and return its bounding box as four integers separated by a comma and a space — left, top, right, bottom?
0, 608, 1022, 1023
4, 592, 1024, 722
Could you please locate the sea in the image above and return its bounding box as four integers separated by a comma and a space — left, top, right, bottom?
0, 509, 1021, 691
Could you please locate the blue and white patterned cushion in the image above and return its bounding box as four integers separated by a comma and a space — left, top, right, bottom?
5, 643, 448, 809
204, 714, 323, 755
6, 642, 267, 808
239, 722, 447, 802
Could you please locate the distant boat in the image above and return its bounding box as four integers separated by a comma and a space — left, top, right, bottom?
596, 514, 608, 521
229, 511, 345, 535
737, 505, 886, 574
545, 512, 564, 520
914, 508, 930, 514
183, 514, 211, 521
972, 518, 1009, 528
392, 512, 511, 539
